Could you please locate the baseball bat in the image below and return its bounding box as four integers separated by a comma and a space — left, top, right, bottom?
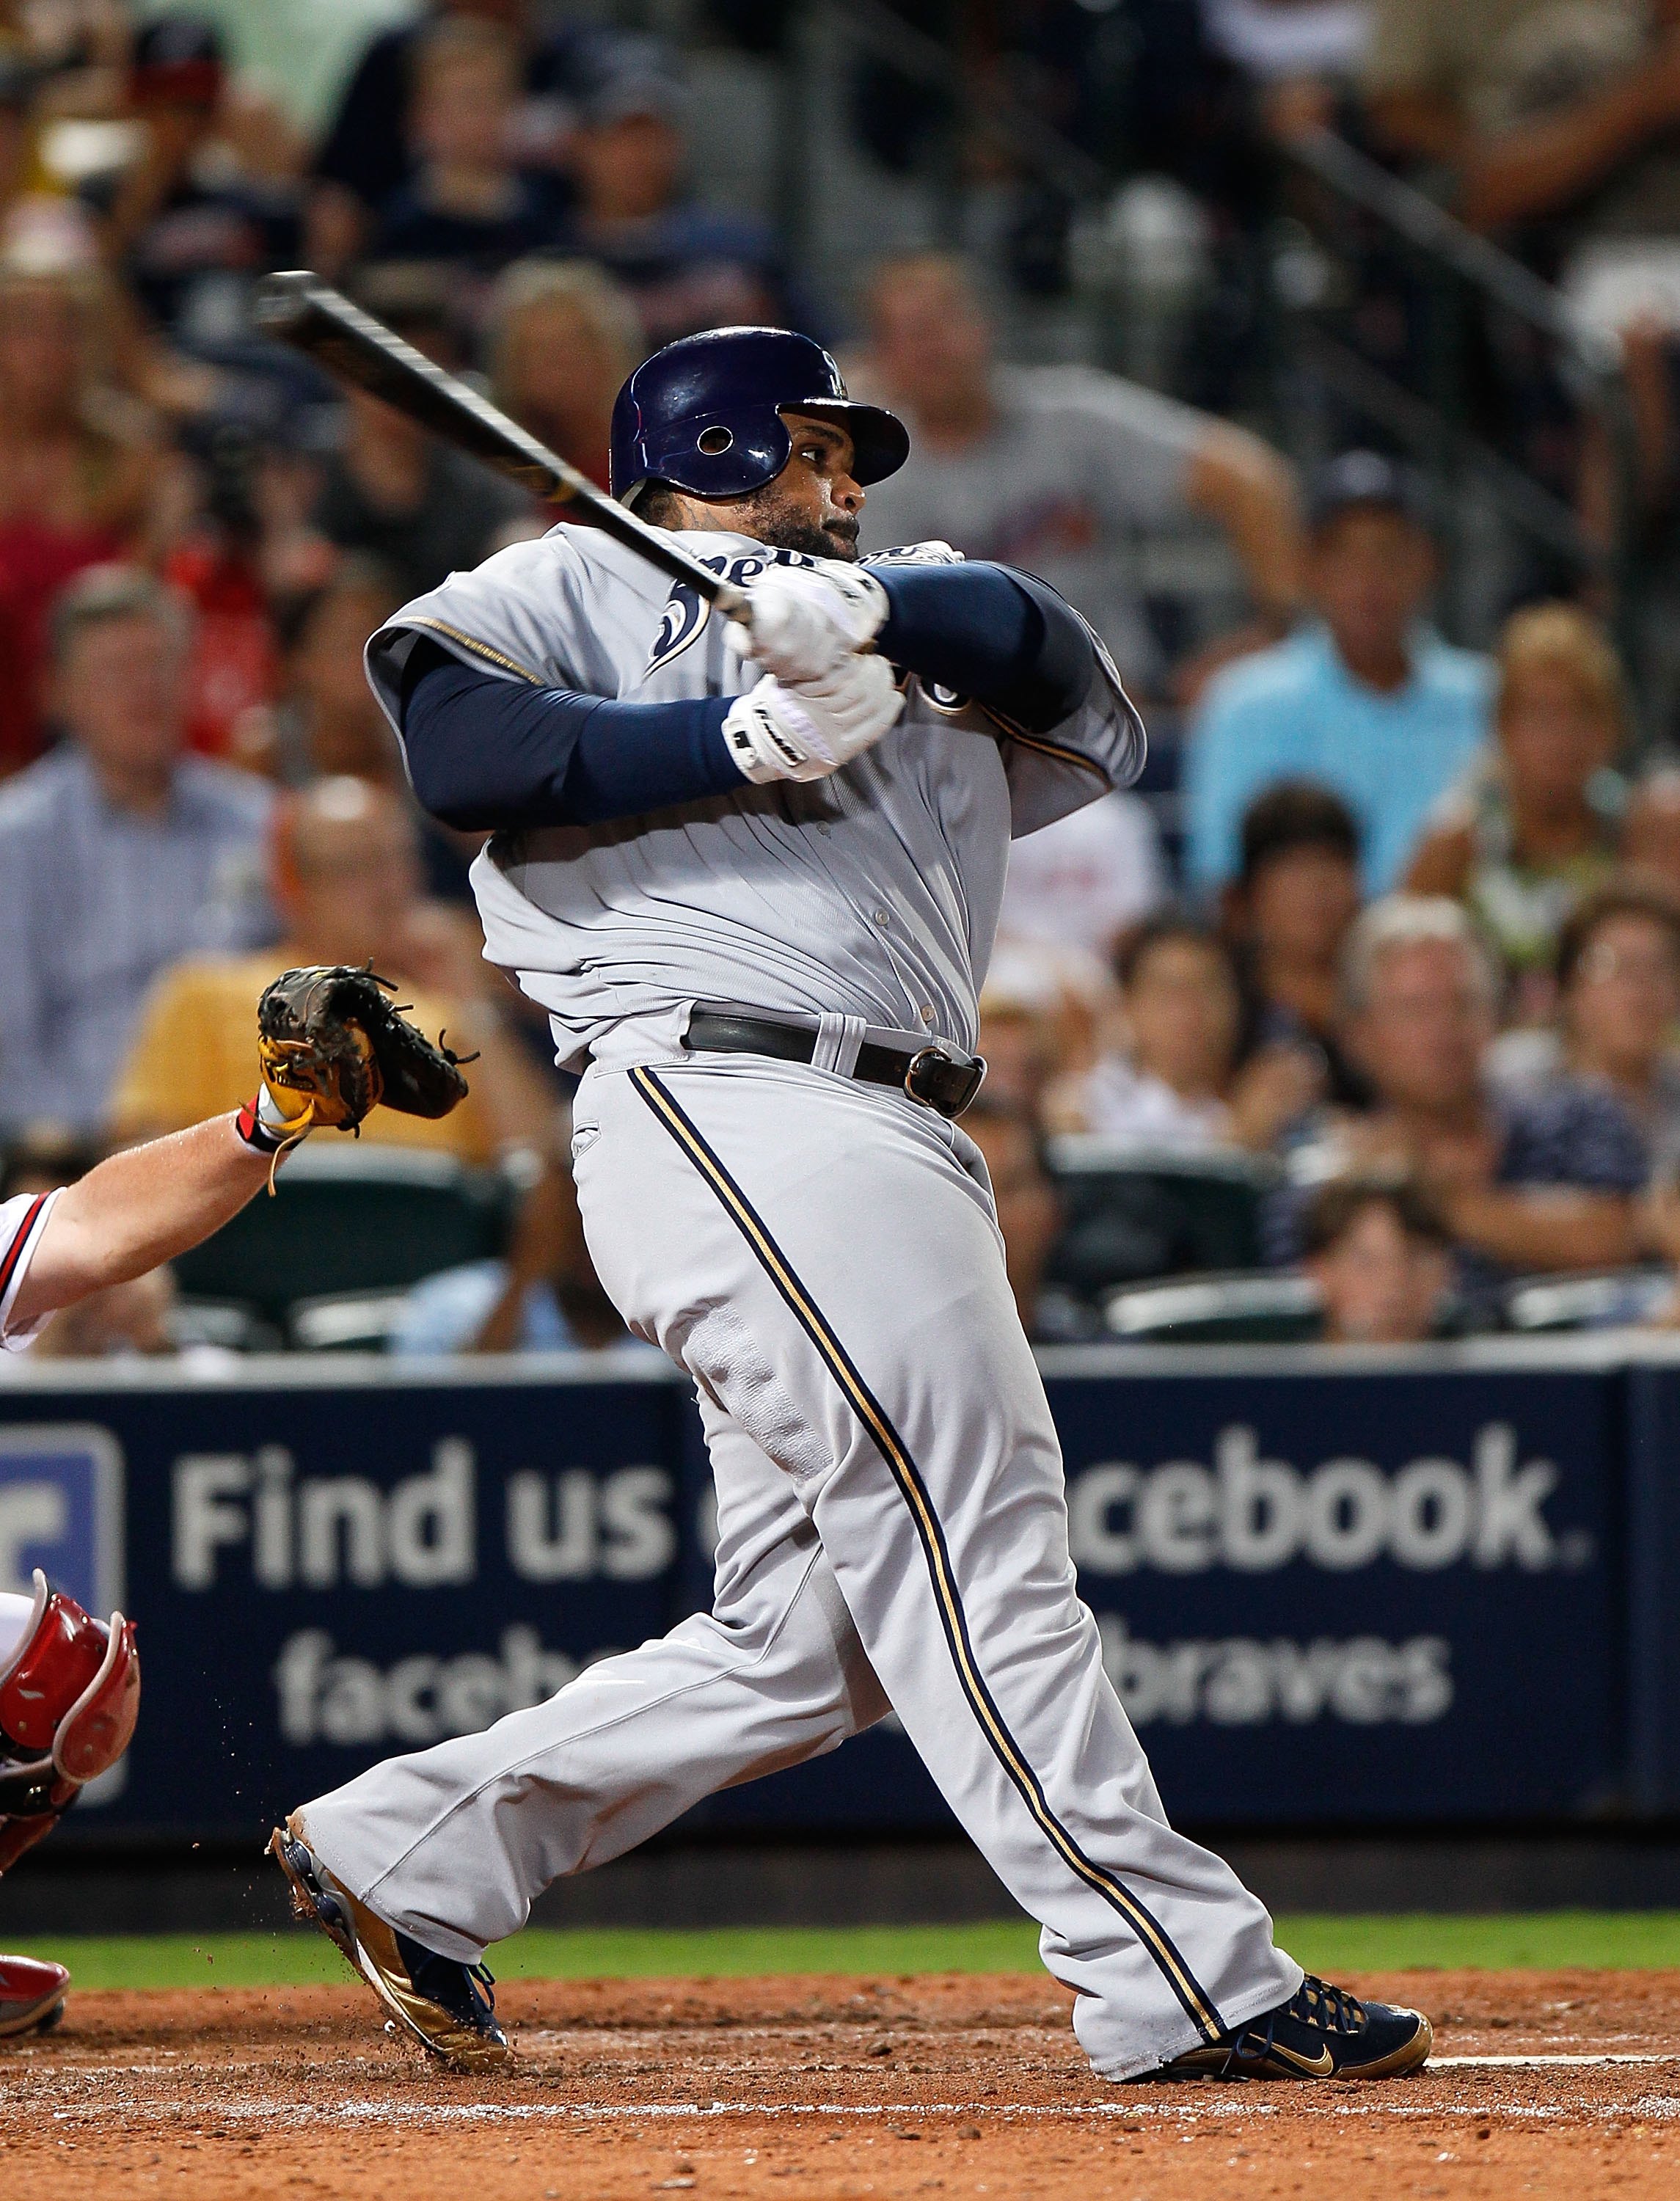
252, 270, 752, 623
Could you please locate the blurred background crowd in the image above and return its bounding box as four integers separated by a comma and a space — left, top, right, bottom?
12, 0, 1680, 1359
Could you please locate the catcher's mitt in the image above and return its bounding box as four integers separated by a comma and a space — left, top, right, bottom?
257, 965, 473, 1135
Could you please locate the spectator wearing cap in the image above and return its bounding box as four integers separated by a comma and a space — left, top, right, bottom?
1490, 877, 1680, 1185
1300, 1172, 1455, 1346
367, 15, 569, 298
128, 1, 433, 152
557, 34, 792, 348
1288, 895, 1648, 1295
89, 17, 301, 348
1406, 603, 1626, 1012
1224, 781, 1370, 1109
1051, 913, 1323, 1153
0, 258, 162, 776
486, 258, 643, 492
0, 566, 274, 1134
1185, 450, 1492, 898
859, 252, 1305, 701
306, 269, 536, 602
975, 943, 1109, 1127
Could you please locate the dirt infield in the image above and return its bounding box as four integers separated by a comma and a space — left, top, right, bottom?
4, 1968, 1679, 2200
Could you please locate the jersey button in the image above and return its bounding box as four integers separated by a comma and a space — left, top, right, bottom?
919, 1005, 935, 1025
872, 908, 891, 927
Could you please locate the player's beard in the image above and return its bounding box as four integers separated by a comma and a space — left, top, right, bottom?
723, 484, 861, 563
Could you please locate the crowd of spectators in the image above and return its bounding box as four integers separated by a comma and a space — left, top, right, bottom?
977, 463, 1680, 1341
7, 4, 1680, 1362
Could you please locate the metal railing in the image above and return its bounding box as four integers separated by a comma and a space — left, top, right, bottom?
781, 2, 1645, 696
1272, 128, 1642, 673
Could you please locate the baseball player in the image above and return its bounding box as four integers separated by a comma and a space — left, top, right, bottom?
271, 327, 1432, 2086
0, 968, 470, 2037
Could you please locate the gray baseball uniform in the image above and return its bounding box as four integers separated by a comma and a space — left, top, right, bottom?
296, 523, 1301, 2079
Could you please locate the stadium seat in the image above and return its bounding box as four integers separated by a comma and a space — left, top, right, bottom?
286, 1290, 414, 1353
1044, 1138, 1277, 1296
168, 1298, 282, 1354
1102, 1270, 1324, 1345
1501, 1268, 1676, 1334
169, 1144, 512, 1326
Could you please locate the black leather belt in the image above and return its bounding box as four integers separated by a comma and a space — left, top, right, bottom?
683, 1008, 987, 1120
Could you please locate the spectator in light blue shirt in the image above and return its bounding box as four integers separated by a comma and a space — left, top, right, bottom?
1185, 451, 1493, 898
0, 566, 274, 1134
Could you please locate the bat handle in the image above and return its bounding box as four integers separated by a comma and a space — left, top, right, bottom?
712, 580, 752, 627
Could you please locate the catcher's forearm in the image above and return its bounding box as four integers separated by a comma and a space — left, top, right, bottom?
9, 1116, 271, 1329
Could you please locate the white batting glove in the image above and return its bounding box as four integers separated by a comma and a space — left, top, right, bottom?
727, 561, 889, 684
722, 655, 904, 785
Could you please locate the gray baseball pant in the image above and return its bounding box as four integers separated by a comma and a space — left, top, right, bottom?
299, 1054, 1301, 2078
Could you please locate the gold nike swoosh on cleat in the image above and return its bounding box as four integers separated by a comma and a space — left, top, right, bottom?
1263, 2042, 1337, 2076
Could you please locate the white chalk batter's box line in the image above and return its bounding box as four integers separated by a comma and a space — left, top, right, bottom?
28, 2051, 1680, 2084
21, 2077, 1680, 2131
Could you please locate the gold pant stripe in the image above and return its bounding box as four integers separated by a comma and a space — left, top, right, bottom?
631, 1065, 1224, 2044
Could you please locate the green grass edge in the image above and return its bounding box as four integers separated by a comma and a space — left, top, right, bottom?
9, 1913, 1680, 1990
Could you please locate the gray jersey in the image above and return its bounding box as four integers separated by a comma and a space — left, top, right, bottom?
366, 525, 1144, 1074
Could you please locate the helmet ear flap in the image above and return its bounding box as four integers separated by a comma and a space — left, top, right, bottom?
54, 1615, 139, 1785
0, 1570, 140, 1782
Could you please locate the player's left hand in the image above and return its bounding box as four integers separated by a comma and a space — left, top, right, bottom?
722, 654, 905, 785
729, 561, 888, 685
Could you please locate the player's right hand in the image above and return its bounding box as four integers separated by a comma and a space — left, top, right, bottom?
728, 561, 888, 685
721, 657, 904, 785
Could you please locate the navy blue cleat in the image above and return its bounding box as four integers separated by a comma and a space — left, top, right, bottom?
268, 1815, 511, 2071
1146, 1973, 1432, 2081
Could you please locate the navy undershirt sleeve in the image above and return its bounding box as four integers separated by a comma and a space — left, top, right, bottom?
398, 638, 740, 830
397, 559, 1098, 832
872, 561, 1096, 731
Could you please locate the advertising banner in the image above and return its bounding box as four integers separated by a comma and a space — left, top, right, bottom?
694, 1354, 1626, 1830
0, 1362, 693, 1843
1048, 1359, 1622, 1822
0, 1345, 1648, 1842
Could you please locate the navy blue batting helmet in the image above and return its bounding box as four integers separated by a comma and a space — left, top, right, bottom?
610, 326, 910, 507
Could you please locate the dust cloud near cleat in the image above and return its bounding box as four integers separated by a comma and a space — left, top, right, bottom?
1144, 1973, 1432, 2081
268, 1815, 511, 2072
0, 1953, 70, 2038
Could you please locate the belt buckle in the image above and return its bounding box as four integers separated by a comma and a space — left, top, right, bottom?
904, 1045, 987, 1120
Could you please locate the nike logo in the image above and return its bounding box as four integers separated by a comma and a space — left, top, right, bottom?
1266, 2042, 1335, 2076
